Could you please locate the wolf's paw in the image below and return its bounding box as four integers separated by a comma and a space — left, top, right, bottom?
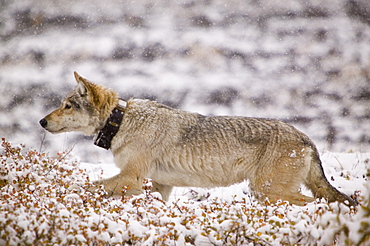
86, 184, 114, 198
87, 185, 99, 194
68, 183, 84, 193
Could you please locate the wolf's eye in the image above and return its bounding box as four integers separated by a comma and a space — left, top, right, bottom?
72, 102, 80, 109
65, 104, 72, 109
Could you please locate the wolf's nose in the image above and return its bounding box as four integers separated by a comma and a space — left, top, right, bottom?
39, 118, 48, 128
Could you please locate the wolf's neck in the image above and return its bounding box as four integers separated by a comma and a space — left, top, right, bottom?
98, 92, 119, 126
94, 98, 127, 149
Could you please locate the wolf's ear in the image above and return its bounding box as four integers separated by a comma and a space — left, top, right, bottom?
74, 71, 90, 96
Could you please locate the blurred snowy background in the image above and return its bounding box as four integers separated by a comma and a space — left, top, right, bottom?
0, 0, 369, 163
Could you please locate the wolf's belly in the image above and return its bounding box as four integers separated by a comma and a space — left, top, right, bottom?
149, 163, 253, 188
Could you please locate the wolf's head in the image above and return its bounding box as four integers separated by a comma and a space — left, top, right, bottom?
39, 72, 119, 135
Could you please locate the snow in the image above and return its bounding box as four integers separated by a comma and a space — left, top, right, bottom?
61, 150, 367, 245
0, 0, 369, 244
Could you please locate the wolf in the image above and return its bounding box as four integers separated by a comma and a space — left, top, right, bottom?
39, 72, 357, 206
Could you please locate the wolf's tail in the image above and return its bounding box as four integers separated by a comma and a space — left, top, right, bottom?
305, 150, 358, 207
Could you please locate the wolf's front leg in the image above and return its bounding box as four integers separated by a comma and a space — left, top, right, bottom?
89, 171, 144, 197
151, 181, 173, 201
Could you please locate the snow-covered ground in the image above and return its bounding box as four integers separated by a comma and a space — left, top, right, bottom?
0, 139, 369, 245
0, 1, 369, 244
79, 151, 370, 245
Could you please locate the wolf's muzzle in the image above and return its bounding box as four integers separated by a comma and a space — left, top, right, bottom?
39, 118, 48, 128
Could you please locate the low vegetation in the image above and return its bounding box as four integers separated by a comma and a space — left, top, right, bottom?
0, 139, 369, 245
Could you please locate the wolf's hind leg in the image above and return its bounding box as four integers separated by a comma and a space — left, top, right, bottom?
251, 153, 314, 205
264, 191, 315, 205
251, 179, 314, 205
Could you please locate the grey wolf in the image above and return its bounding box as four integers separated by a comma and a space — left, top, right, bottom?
39, 72, 357, 206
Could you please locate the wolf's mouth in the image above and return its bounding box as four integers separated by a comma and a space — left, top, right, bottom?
47, 127, 66, 134
40, 119, 66, 134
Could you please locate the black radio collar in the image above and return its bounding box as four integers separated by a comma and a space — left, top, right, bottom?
94, 99, 126, 150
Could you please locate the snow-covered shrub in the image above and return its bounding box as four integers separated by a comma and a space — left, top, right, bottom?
0, 139, 368, 245
318, 168, 370, 246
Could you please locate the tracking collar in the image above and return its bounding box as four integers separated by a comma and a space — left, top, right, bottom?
94, 99, 127, 150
